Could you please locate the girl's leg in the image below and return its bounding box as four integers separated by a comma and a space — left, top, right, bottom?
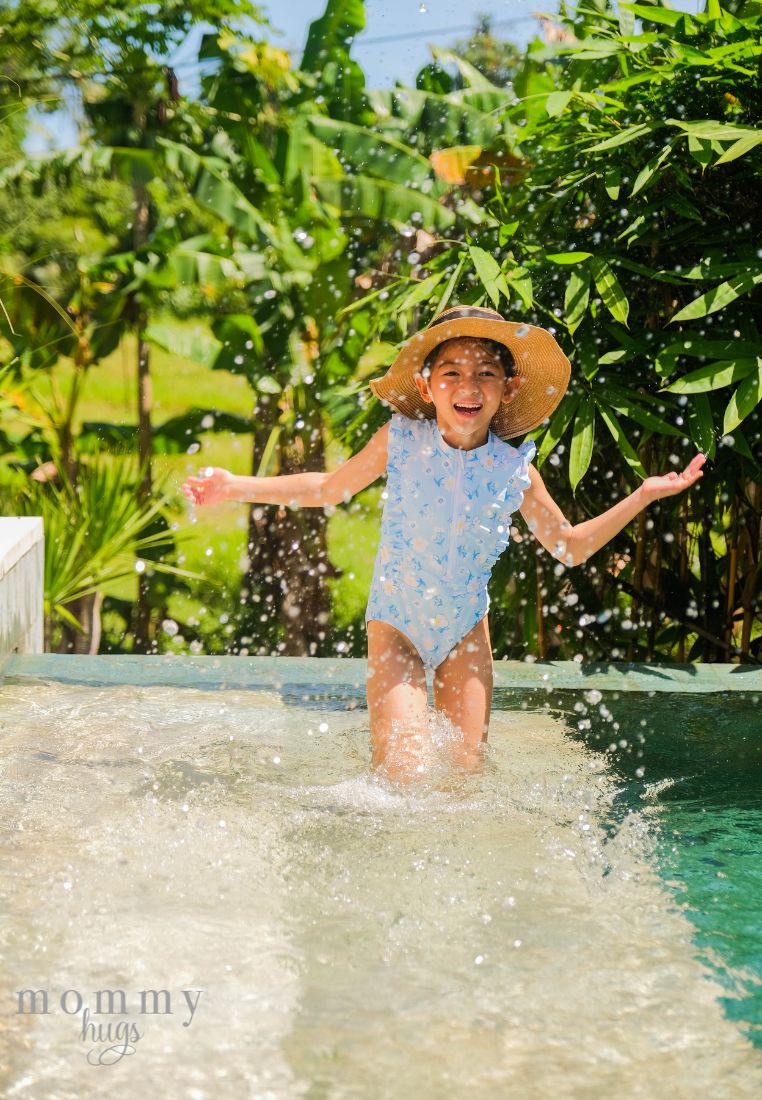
432, 614, 493, 770
366, 619, 429, 782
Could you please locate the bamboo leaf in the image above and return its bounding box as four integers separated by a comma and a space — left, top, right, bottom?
534, 392, 581, 468
590, 258, 629, 326
669, 271, 762, 322
597, 403, 648, 479
395, 271, 446, 312
713, 132, 762, 166
603, 165, 621, 199
436, 255, 466, 313
564, 267, 591, 336
503, 265, 532, 310
630, 144, 673, 197
621, 3, 682, 26
469, 245, 509, 308
687, 393, 716, 459
569, 397, 595, 492
661, 358, 759, 394
546, 252, 592, 264
585, 122, 659, 153
667, 119, 761, 142
601, 383, 683, 438
546, 91, 572, 117
655, 336, 759, 378
723, 363, 762, 433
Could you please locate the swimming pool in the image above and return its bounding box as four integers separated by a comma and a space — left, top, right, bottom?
1, 656, 760, 1098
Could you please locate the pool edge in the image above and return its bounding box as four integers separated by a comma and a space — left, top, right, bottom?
2, 653, 759, 693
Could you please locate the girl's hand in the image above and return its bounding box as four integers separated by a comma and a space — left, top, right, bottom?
182, 466, 235, 507
640, 452, 706, 502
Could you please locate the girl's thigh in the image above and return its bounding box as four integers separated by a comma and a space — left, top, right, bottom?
366, 619, 429, 775
432, 614, 493, 762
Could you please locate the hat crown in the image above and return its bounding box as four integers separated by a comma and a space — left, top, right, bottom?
430, 305, 505, 328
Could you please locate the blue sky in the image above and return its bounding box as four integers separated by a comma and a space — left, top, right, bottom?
26, 0, 703, 152
259, 0, 702, 87
262, 0, 545, 88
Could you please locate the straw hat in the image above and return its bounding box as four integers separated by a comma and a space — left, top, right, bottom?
368, 305, 571, 439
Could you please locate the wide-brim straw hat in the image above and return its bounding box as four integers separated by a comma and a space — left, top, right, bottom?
368, 305, 571, 439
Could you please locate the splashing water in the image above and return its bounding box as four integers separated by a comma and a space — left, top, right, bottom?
0, 676, 760, 1096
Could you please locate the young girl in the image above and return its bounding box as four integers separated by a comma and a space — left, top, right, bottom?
182, 306, 705, 778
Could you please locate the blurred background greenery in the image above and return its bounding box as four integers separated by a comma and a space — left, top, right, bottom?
1, 0, 760, 663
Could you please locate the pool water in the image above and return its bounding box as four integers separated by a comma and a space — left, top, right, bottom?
0, 673, 760, 1099
550, 690, 762, 1053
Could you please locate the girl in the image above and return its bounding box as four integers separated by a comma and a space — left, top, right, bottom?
183, 306, 705, 778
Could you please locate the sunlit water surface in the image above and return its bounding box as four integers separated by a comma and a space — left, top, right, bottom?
0, 678, 760, 1099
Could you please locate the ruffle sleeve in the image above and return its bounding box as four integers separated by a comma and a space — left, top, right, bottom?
503, 438, 536, 512
386, 412, 417, 472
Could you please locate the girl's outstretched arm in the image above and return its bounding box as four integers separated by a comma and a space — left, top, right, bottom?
519, 452, 706, 567
182, 422, 389, 509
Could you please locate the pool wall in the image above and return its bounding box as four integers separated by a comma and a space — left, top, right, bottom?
0, 517, 44, 672
2, 652, 759, 694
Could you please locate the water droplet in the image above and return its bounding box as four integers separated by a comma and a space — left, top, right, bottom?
516, 325, 529, 337
419, 2, 428, 11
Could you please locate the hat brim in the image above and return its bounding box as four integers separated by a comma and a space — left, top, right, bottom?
369, 317, 571, 439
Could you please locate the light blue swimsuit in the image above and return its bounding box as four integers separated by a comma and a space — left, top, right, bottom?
365, 412, 536, 670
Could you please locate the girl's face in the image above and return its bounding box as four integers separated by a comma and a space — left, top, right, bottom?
413, 337, 521, 445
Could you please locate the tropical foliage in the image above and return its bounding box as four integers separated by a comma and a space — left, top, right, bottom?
1, 0, 759, 662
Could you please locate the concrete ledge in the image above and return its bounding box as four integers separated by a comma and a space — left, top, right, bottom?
0, 518, 44, 669
2, 653, 759, 694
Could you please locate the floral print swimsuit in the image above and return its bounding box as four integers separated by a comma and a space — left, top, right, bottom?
365, 412, 536, 670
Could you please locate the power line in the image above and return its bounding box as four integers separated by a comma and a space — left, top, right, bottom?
2, 15, 547, 92
352, 16, 539, 48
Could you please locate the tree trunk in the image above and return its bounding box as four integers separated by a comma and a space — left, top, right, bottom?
58, 592, 101, 654
628, 510, 647, 661
740, 479, 760, 658
242, 393, 338, 657
535, 552, 545, 659
698, 503, 719, 662
677, 497, 688, 662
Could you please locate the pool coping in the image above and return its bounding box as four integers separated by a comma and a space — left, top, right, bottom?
2, 654, 759, 693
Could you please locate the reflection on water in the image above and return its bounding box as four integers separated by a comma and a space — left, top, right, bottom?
0, 680, 760, 1098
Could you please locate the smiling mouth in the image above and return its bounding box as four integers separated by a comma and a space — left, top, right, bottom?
453, 402, 483, 417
